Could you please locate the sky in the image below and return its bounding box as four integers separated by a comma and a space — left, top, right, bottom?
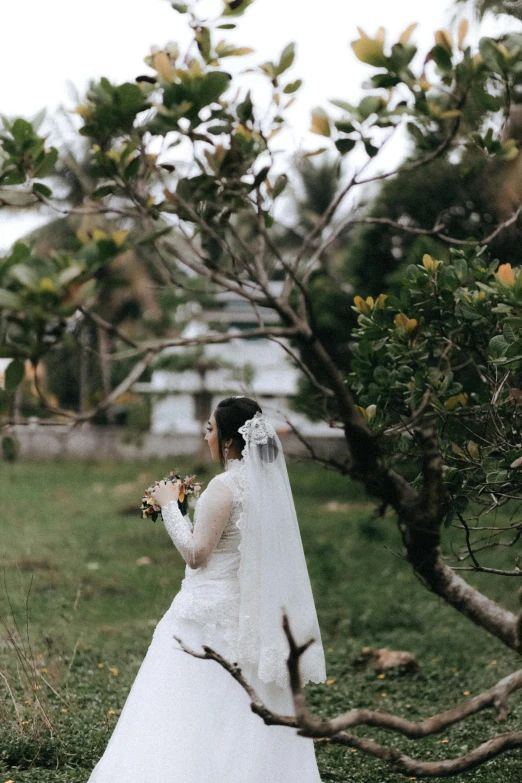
0, 0, 514, 249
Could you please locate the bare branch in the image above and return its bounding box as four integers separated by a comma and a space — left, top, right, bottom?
74, 349, 157, 424
78, 306, 139, 349
174, 612, 522, 778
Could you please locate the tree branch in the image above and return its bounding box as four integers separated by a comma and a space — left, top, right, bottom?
174, 611, 522, 778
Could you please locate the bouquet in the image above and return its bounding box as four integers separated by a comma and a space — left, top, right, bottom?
140, 471, 202, 522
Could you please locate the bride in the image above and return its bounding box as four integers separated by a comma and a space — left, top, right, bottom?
88, 396, 327, 782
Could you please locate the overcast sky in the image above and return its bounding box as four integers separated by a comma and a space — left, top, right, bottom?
0, 0, 513, 249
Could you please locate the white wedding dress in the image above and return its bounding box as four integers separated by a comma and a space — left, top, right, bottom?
87, 458, 324, 782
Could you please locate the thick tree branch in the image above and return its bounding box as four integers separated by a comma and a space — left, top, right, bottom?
174, 612, 522, 778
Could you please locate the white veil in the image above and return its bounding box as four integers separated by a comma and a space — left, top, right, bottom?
233, 412, 327, 689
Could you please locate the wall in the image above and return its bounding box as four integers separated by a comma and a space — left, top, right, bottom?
4, 423, 349, 462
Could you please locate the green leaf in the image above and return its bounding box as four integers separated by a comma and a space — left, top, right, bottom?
363, 139, 379, 157
223, 0, 254, 18
431, 44, 453, 71
503, 323, 518, 344
9, 264, 39, 287
252, 165, 270, 189
488, 334, 508, 358
34, 147, 58, 178
11, 118, 34, 143
335, 138, 356, 155
198, 71, 231, 106
237, 91, 253, 124
0, 288, 23, 309
5, 358, 25, 391
92, 184, 117, 199
125, 157, 141, 180
471, 86, 501, 112
479, 37, 507, 74
358, 96, 384, 119
172, 2, 188, 10
276, 43, 295, 76
32, 182, 52, 198
371, 74, 401, 88
335, 120, 355, 133
283, 79, 302, 95
329, 100, 356, 113
272, 173, 288, 198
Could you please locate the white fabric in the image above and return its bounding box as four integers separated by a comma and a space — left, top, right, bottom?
88, 613, 323, 782
234, 413, 327, 689
161, 475, 234, 569
87, 444, 326, 781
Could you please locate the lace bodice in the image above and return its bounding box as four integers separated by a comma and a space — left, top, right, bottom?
161, 460, 245, 644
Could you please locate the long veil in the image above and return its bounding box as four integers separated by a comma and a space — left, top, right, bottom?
233, 412, 327, 689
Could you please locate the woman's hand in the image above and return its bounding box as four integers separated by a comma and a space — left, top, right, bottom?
147, 480, 180, 508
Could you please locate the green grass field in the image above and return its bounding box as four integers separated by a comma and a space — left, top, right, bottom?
1, 457, 521, 782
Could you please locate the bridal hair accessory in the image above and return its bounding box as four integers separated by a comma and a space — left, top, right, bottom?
224, 444, 229, 469
233, 412, 326, 689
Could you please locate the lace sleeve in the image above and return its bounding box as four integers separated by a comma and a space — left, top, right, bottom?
161, 476, 233, 570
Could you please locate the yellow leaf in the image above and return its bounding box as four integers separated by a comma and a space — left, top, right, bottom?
498, 263, 515, 286
75, 104, 91, 119
326, 678, 336, 685
39, 277, 55, 292
92, 229, 108, 242
394, 313, 417, 334
376, 293, 387, 308
434, 29, 453, 52
419, 73, 432, 92
111, 230, 128, 247
357, 405, 368, 421
153, 51, 174, 81
422, 253, 437, 271
353, 295, 371, 314
108, 667, 119, 675
444, 393, 468, 410
229, 47, 255, 56
457, 19, 469, 49
76, 229, 90, 245
440, 109, 462, 119
463, 690, 470, 696
351, 27, 387, 67
395, 313, 409, 329
310, 109, 331, 137
98, 663, 105, 669
366, 404, 377, 421
399, 23, 418, 46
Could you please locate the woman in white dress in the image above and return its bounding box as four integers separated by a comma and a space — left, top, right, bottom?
87, 396, 327, 782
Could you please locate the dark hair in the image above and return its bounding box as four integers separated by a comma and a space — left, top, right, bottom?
214, 396, 262, 467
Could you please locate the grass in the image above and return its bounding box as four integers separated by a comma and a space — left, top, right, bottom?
0, 457, 521, 782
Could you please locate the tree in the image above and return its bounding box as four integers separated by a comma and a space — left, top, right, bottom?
2, 0, 522, 774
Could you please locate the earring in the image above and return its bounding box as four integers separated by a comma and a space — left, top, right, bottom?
224, 445, 229, 469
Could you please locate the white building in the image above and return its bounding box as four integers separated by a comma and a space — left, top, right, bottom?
134, 288, 342, 441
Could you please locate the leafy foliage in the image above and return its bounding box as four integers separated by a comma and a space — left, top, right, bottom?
350, 250, 522, 531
